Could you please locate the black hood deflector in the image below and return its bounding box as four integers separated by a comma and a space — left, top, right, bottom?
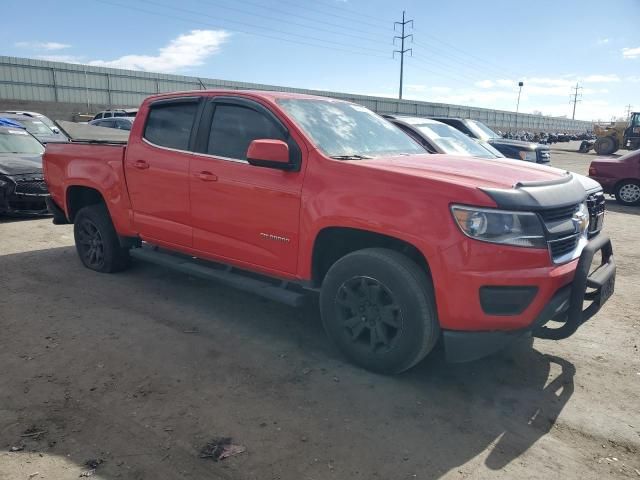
480, 173, 586, 210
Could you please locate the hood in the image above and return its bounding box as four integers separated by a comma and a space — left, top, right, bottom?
357, 154, 567, 190
0, 153, 43, 176
489, 138, 545, 151
574, 173, 602, 193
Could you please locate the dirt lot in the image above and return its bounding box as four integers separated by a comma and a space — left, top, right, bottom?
1, 142, 638, 480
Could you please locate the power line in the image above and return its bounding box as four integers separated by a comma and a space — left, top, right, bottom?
570, 82, 582, 120
137, 0, 386, 54
93, 0, 391, 59
241, 0, 390, 30
393, 11, 413, 99
208, 0, 392, 42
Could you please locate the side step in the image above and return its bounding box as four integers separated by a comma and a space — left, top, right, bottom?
130, 245, 308, 307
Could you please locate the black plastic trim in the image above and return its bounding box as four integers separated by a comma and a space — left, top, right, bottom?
46, 196, 69, 224
479, 286, 538, 316
480, 174, 587, 210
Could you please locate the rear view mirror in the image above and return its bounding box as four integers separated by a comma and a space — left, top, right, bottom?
247, 139, 291, 170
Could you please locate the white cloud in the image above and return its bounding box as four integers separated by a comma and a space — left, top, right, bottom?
15, 41, 70, 51
88, 30, 230, 73
475, 80, 494, 88
583, 74, 620, 83
597, 38, 610, 45
622, 47, 640, 59
37, 55, 83, 63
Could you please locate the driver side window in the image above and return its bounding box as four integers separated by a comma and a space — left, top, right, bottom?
207, 104, 286, 160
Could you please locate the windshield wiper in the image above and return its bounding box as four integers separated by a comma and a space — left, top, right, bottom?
329, 154, 374, 160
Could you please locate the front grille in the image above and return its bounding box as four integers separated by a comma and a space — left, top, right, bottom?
548, 234, 580, 258
538, 204, 578, 222
15, 179, 48, 195
537, 149, 551, 163
586, 191, 605, 235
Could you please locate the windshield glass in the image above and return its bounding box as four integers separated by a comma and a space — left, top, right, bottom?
0, 129, 45, 154
411, 122, 496, 157
466, 120, 500, 140
17, 119, 55, 136
277, 99, 424, 158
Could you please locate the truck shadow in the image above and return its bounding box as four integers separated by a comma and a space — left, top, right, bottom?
0, 246, 576, 479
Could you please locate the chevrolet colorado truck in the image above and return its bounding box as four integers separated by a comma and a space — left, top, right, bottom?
43, 90, 616, 374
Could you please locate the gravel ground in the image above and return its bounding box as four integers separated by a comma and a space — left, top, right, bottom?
0, 141, 638, 480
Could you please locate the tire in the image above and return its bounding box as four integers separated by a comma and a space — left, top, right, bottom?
594, 136, 616, 155
614, 180, 640, 206
73, 203, 131, 273
320, 248, 439, 374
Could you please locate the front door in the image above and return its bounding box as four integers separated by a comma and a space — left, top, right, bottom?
124, 97, 200, 247
189, 97, 305, 275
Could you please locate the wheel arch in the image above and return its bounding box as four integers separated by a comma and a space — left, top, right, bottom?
66, 185, 106, 222
310, 226, 432, 288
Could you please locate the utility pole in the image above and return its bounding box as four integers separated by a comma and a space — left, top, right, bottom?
515, 81, 524, 131
625, 104, 633, 119
393, 11, 413, 100
570, 82, 582, 120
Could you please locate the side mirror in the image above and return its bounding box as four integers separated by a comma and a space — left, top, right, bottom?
51, 127, 60, 134
247, 139, 291, 170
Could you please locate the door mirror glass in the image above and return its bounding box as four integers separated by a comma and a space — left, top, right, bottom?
247, 139, 290, 169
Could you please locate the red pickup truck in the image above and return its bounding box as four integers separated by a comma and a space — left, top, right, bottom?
43, 90, 616, 374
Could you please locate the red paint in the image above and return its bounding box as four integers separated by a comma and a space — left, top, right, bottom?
44, 90, 586, 332
588, 150, 640, 194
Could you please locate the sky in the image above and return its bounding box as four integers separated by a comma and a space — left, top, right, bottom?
3, 0, 639, 121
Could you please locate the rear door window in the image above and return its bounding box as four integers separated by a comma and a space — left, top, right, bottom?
143, 100, 199, 151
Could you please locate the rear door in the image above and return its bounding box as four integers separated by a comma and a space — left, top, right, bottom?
189, 96, 304, 274
124, 96, 201, 247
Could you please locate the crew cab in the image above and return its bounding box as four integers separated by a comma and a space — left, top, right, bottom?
43, 90, 616, 374
432, 117, 552, 164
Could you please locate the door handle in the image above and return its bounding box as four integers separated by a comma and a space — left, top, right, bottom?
197, 171, 218, 182
134, 160, 150, 170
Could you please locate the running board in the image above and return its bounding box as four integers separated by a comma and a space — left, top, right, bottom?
130, 246, 307, 307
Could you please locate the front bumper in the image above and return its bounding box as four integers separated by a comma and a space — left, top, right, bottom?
444, 234, 616, 362
0, 190, 49, 216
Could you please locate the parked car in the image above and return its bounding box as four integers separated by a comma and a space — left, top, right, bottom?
44, 90, 615, 374
589, 150, 640, 206
384, 115, 504, 159
92, 108, 138, 121
0, 113, 68, 144
0, 110, 65, 136
432, 117, 551, 164
0, 124, 49, 215
89, 117, 134, 131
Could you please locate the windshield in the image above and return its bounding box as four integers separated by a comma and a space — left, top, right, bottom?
0, 129, 45, 154
411, 122, 497, 158
277, 99, 424, 158
466, 120, 500, 141
17, 118, 55, 136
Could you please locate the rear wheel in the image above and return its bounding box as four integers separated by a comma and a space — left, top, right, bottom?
594, 136, 617, 155
74, 204, 131, 273
614, 180, 640, 206
320, 248, 439, 374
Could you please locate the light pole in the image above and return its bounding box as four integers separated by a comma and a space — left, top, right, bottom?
515, 81, 524, 132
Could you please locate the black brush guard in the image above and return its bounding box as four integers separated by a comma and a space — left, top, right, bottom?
534, 234, 616, 340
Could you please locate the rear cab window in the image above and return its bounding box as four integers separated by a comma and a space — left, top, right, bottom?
143, 99, 200, 151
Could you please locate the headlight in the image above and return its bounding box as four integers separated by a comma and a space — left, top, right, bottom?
451, 205, 547, 248
519, 151, 537, 162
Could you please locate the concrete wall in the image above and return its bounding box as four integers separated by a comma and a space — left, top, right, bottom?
0, 55, 594, 132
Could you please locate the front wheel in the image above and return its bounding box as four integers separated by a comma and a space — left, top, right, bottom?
74, 204, 131, 273
614, 180, 640, 206
320, 248, 439, 374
